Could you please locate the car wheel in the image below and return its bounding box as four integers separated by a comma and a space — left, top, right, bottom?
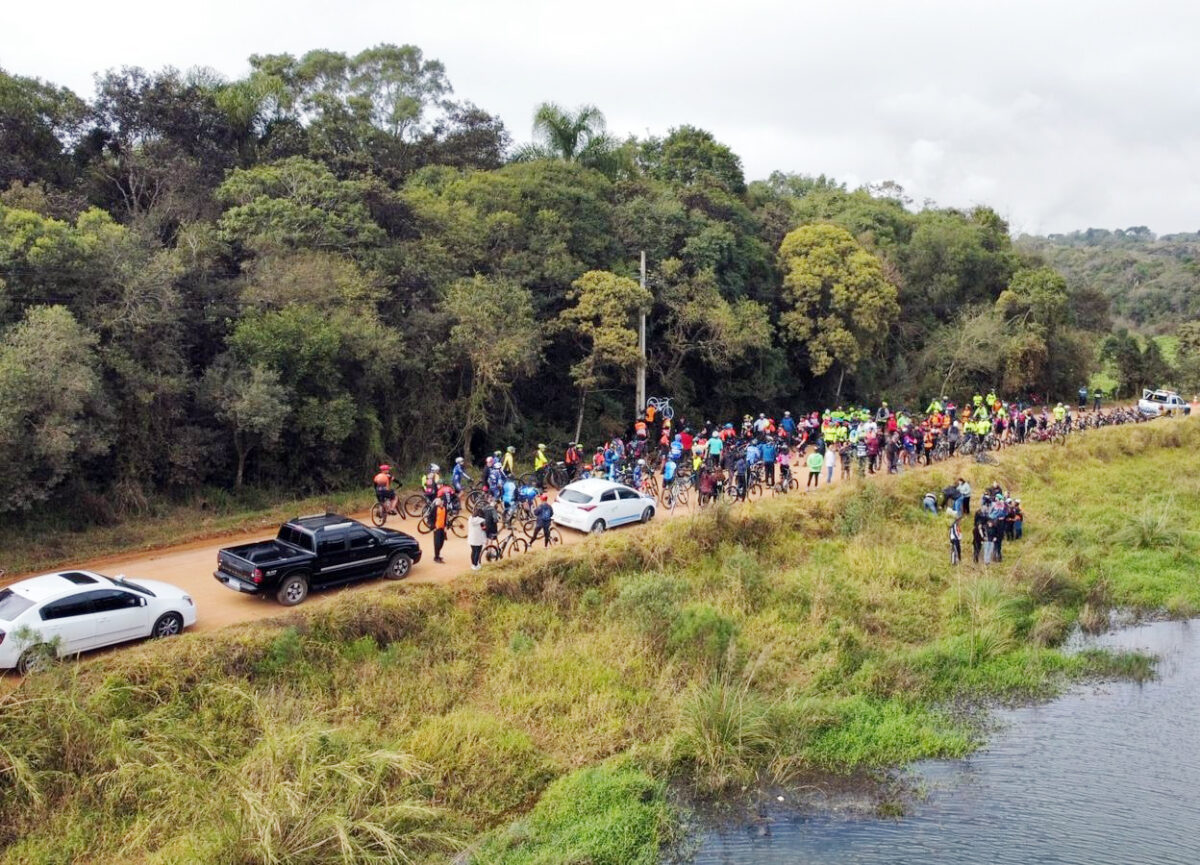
590, 519, 606, 535
641, 507, 654, 524
276, 573, 309, 606
152, 612, 184, 638
16, 644, 54, 675
385, 552, 413, 580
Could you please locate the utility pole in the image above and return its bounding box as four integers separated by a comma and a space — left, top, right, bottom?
636, 250, 647, 418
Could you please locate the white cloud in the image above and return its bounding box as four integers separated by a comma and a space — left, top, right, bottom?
3, 0, 1200, 234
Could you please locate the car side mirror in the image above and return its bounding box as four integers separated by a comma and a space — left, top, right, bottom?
140, 597, 148, 607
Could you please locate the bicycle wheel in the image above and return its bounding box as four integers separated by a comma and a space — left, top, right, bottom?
677, 484, 689, 505
548, 527, 562, 545
506, 537, 528, 557
521, 517, 537, 539
448, 513, 467, 539
417, 515, 432, 535
402, 494, 427, 520
518, 472, 538, 487
465, 489, 487, 511
370, 502, 387, 527
548, 466, 568, 489
747, 482, 765, 501
484, 543, 502, 562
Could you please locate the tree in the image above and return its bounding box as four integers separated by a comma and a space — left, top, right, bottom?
511, 102, 626, 177
202, 360, 290, 487
217, 157, 386, 255
778, 224, 900, 396
0, 69, 88, 190
443, 276, 541, 459
651, 260, 770, 396
558, 270, 652, 441
0, 306, 108, 510
639, 126, 746, 194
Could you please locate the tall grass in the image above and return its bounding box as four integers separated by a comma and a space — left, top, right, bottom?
0, 417, 1196, 863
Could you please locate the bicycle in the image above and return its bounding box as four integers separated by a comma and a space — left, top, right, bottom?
646, 395, 675, 421
414, 501, 468, 539
370, 495, 404, 527
484, 529, 528, 561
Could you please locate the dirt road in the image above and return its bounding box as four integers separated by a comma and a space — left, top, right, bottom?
2, 462, 849, 640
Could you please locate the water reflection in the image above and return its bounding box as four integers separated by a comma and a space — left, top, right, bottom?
689, 620, 1200, 865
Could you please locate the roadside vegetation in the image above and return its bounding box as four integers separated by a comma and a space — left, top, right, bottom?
1, 419, 1197, 864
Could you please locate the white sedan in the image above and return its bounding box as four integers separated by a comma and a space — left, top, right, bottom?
552, 478, 656, 534
0, 570, 196, 674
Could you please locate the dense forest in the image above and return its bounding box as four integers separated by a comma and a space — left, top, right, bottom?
1017, 227, 1200, 328
1, 44, 1198, 518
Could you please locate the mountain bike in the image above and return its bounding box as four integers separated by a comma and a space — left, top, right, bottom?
484, 529, 528, 561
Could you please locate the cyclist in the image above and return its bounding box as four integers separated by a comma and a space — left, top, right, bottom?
663, 455, 678, 491
451, 457, 471, 493
534, 443, 549, 488
501, 475, 518, 520
502, 446, 516, 477
1053, 402, 1067, 425
373, 464, 398, 515
529, 495, 555, 547
486, 457, 505, 499
632, 458, 646, 492
564, 441, 581, 481
422, 464, 441, 501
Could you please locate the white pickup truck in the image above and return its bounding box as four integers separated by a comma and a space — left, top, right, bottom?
1137, 389, 1192, 417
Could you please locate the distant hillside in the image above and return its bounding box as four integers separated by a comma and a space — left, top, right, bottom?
1017, 227, 1200, 329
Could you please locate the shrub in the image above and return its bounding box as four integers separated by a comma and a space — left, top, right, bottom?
472, 764, 671, 865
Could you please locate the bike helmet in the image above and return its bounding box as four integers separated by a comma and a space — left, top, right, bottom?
507, 445, 516, 453
455, 456, 464, 464
379, 464, 391, 471
429, 463, 440, 473
485, 456, 494, 466
537, 443, 546, 450
637, 459, 645, 466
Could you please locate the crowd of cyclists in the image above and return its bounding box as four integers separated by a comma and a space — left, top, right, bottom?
368, 388, 1152, 566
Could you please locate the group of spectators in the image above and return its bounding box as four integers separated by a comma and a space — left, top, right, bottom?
937, 482, 1024, 565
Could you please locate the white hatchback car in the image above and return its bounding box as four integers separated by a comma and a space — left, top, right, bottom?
551, 478, 656, 534
0, 570, 196, 674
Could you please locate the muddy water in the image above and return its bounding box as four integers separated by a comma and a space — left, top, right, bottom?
688, 620, 1200, 865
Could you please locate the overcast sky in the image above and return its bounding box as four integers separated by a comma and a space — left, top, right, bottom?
4, 0, 1199, 235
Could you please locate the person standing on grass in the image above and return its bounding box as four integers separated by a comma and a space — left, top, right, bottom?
529, 494, 555, 547
957, 478, 971, 515
468, 508, 487, 570
431, 497, 448, 563
1012, 500, 1024, 539
973, 511, 987, 563
806, 446, 823, 487
950, 516, 963, 565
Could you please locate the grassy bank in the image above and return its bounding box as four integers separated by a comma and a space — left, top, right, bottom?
1, 419, 1197, 864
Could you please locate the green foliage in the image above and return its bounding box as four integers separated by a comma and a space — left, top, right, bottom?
0, 305, 108, 510
472, 765, 671, 865
778, 223, 900, 378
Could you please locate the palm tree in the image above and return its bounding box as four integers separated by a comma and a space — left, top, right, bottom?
511, 102, 628, 176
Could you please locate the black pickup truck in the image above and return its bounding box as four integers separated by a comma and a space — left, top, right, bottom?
213, 513, 422, 605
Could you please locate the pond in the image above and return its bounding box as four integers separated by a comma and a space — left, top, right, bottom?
687, 619, 1200, 865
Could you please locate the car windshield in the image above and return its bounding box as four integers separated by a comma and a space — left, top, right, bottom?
0, 588, 35, 621
103, 575, 156, 597
558, 489, 594, 504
